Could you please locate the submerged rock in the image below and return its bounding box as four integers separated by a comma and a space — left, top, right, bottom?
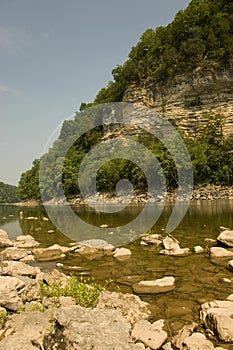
132, 276, 175, 294
114, 248, 132, 260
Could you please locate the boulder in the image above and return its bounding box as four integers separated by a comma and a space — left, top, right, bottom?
217, 230, 233, 247
43, 305, 145, 349
14, 235, 39, 249
210, 247, 233, 258
132, 276, 175, 294
182, 332, 215, 350
0, 276, 25, 310
33, 244, 68, 261
1, 247, 28, 261
200, 300, 233, 342
0, 310, 52, 350
96, 290, 151, 325
0, 229, 13, 248
0, 261, 40, 277
131, 319, 167, 350
113, 248, 132, 260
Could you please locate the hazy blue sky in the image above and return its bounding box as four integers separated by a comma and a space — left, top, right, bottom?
0, 0, 190, 185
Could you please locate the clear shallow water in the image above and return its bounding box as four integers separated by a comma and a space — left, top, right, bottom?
1, 201, 233, 346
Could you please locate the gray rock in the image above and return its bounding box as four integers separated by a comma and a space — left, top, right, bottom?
79, 239, 114, 250
183, 332, 215, 350
132, 276, 175, 294
0, 310, 52, 349
200, 300, 233, 342
210, 247, 233, 258
0, 260, 40, 277
131, 319, 167, 350
96, 290, 151, 325
217, 230, 233, 247
0, 276, 25, 310
44, 305, 145, 349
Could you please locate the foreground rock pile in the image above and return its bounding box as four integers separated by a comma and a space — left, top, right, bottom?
0, 228, 232, 349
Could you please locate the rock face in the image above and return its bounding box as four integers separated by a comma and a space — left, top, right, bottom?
123, 65, 233, 137
43, 306, 145, 350
132, 277, 175, 294
131, 319, 167, 350
200, 300, 233, 342
96, 290, 151, 325
217, 230, 233, 247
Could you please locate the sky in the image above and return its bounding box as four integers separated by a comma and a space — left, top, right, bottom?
0, 0, 190, 185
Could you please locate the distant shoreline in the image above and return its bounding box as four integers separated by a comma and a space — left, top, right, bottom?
5, 184, 233, 207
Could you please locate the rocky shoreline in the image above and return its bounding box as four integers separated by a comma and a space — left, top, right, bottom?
0, 227, 232, 349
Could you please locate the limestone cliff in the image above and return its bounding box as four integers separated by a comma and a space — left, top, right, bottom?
123, 63, 233, 137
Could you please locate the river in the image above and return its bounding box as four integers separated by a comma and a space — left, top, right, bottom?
0, 200, 233, 340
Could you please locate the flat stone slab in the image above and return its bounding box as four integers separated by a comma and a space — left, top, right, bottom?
132, 276, 175, 294
210, 247, 233, 258
131, 319, 167, 350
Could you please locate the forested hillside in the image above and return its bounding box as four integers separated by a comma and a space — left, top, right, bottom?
17, 0, 233, 201
0, 182, 19, 203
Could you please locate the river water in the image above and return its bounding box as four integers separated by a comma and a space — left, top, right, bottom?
0, 200, 233, 345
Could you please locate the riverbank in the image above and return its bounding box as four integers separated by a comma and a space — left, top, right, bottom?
11, 184, 233, 207
0, 227, 233, 348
